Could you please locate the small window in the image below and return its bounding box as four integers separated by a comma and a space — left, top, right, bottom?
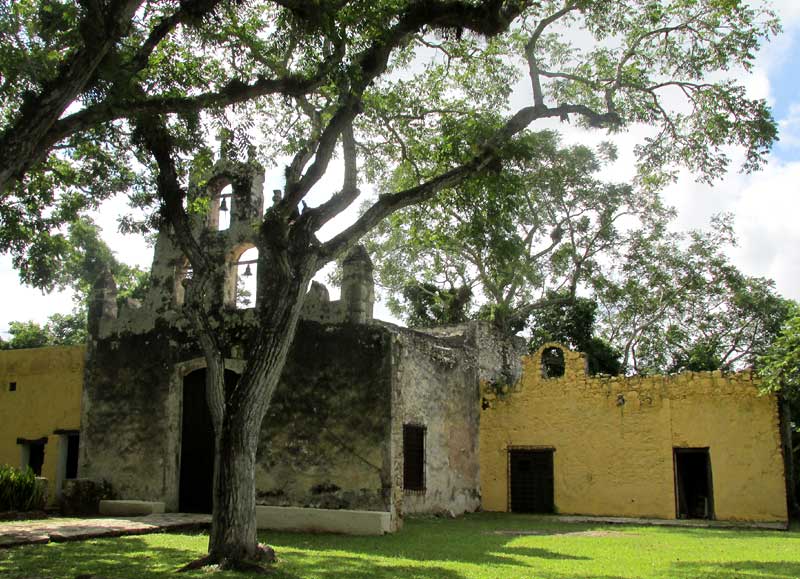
9, 382, 16, 392
541, 347, 565, 379
403, 424, 426, 492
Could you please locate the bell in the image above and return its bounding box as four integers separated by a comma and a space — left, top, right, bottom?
243, 264, 252, 277
219, 197, 228, 212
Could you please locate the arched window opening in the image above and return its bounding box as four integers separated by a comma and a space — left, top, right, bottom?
216, 184, 232, 231
174, 258, 192, 306
541, 347, 565, 379
235, 247, 258, 308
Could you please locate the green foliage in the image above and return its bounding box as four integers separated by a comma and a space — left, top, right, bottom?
0, 464, 44, 512
528, 293, 622, 376
368, 129, 666, 336
0, 217, 149, 350
0, 312, 86, 350
402, 283, 472, 328
759, 305, 800, 402
596, 214, 792, 374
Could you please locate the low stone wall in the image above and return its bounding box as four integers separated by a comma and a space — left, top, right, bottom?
255, 506, 395, 535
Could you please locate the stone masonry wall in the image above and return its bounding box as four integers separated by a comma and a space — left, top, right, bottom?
390, 326, 481, 516
480, 343, 788, 522
81, 319, 393, 512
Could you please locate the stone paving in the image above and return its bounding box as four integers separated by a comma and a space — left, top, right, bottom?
0, 513, 211, 548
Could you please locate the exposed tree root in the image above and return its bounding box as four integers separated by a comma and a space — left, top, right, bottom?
177, 544, 277, 574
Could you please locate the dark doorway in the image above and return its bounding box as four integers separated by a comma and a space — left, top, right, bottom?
28, 442, 45, 476
509, 448, 554, 513
65, 434, 79, 479
179, 368, 239, 513
674, 447, 714, 519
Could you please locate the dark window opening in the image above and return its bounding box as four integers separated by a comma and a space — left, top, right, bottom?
509, 448, 554, 513
674, 447, 714, 520
9, 382, 16, 392
541, 347, 565, 378
28, 442, 45, 476
403, 424, 425, 492
65, 434, 79, 479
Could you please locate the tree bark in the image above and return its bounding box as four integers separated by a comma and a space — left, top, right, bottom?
202, 249, 317, 567
209, 412, 260, 563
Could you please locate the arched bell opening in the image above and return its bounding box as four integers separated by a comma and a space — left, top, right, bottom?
224, 244, 258, 308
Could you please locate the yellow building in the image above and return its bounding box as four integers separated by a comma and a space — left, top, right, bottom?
0, 345, 84, 503
480, 343, 788, 523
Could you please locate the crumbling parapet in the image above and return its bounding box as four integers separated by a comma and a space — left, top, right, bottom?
299, 245, 376, 325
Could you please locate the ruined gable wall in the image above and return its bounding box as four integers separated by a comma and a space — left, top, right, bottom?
480, 344, 787, 522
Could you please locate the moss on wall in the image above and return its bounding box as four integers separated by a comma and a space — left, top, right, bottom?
82, 318, 393, 511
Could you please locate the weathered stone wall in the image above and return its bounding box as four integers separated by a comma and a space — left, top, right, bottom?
81, 319, 393, 512
256, 322, 393, 511
0, 346, 84, 503
390, 326, 481, 515
480, 343, 788, 523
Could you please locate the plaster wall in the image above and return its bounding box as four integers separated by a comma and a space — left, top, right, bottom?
0, 346, 84, 502
480, 344, 788, 523
391, 328, 481, 515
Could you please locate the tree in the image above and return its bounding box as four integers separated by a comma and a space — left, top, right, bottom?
594, 214, 792, 374
368, 129, 669, 334
0, 314, 86, 349
759, 306, 800, 402
1, 217, 148, 350
528, 292, 622, 375
0, 0, 781, 569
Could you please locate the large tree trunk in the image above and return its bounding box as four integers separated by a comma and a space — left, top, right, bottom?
209, 412, 261, 563
198, 250, 317, 569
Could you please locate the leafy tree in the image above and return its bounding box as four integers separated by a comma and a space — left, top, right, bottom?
0, 314, 86, 350
369, 130, 670, 333
0, 0, 781, 569
402, 282, 473, 328
1, 218, 148, 350
759, 306, 800, 402
595, 214, 792, 374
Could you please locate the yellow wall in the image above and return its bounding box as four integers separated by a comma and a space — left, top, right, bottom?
480, 343, 788, 523
0, 346, 85, 503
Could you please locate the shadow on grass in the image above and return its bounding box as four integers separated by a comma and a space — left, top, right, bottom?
0, 535, 255, 579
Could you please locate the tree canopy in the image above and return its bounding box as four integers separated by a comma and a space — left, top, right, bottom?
0, 0, 783, 569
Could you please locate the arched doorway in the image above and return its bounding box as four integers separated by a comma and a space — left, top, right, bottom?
179, 368, 239, 513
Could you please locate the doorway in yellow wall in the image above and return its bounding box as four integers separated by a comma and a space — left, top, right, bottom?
674, 447, 715, 519
508, 448, 554, 513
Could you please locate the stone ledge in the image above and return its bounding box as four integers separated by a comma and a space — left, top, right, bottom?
98, 500, 165, 517
256, 506, 395, 535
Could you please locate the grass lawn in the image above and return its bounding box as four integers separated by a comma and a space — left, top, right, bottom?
0, 513, 798, 579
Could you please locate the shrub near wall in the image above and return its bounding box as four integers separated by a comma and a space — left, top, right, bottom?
0, 464, 45, 513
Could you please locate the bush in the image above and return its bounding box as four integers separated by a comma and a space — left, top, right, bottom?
0, 464, 45, 512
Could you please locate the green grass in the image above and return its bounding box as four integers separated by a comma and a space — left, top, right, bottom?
1, 513, 798, 578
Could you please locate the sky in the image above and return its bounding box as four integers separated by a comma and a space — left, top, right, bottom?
2, 1, 800, 337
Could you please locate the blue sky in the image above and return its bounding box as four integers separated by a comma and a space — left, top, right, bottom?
1, 1, 800, 336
